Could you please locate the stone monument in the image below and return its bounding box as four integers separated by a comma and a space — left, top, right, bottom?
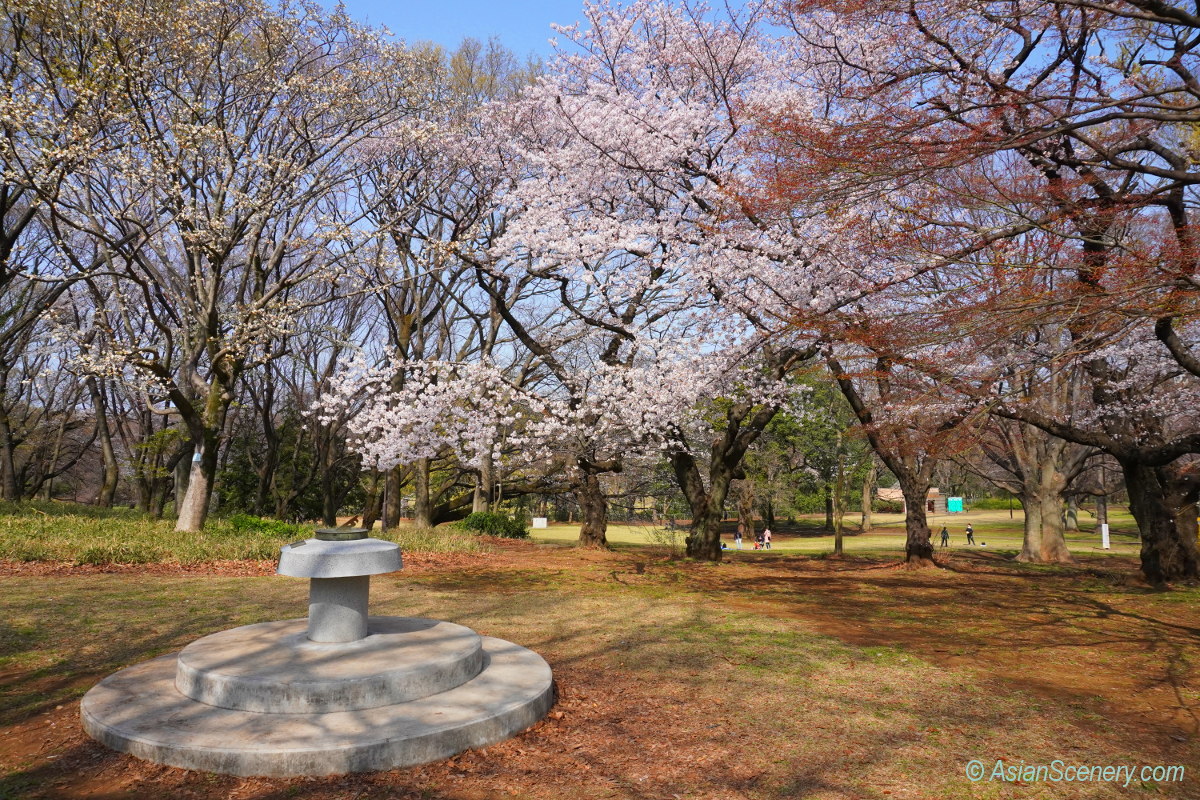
81, 528, 554, 777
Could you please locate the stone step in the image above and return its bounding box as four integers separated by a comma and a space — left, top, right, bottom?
81, 633, 554, 778
175, 617, 483, 713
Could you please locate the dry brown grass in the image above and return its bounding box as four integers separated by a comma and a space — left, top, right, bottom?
0, 541, 1196, 799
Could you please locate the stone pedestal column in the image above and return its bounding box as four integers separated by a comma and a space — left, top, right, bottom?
308, 575, 370, 642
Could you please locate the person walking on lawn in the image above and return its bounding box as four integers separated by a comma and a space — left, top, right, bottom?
966, 524, 976, 545
735, 524, 744, 550
940, 526, 950, 548
763, 528, 772, 549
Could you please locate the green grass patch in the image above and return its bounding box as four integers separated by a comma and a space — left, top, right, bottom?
530, 509, 1144, 559
0, 501, 488, 564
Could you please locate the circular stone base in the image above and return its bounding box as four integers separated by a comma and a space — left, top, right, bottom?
176, 617, 483, 713
81, 632, 554, 777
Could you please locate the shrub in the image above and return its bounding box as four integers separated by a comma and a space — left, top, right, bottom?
969, 496, 1023, 510
454, 511, 528, 539
226, 513, 302, 537
76, 543, 163, 565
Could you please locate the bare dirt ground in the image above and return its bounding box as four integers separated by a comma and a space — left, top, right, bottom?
1, 541, 1197, 799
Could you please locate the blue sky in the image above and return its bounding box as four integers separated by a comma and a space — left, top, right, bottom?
337, 1, 588, 59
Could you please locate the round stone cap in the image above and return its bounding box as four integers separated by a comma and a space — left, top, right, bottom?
277, 537, 402, 578
315, 528, 369, 541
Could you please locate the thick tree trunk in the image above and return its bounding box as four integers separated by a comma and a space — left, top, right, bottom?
88, 378, 119, 507
897, 476, 934, 565
174, 388, 231, 533
765, 497, 776, 530
1096, 493, 1108, 528
150, 480, 168, 519
1017, 489, 1073, 563
473, 452, 494, 513
676, 456, 737, 561
413, 457, 433, 528
1064, 495, 1080, 531
383, 465, 402, 528
1122, 459, 1200, 585
175, 438, 219, 532
135, 479, 151, 513
575, 471, 608, 548
861, 460, 876, 533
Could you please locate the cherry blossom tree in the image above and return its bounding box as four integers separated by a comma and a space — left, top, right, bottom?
53, 0, 430, 531
472, 0, 935, 558
0, 0, 127, 499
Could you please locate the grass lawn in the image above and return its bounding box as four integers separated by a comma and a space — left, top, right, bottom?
530, 508, 1144, 559
0, 501, 489, 564
0, 506, 1196, 799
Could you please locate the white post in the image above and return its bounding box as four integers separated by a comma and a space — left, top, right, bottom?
1100, 523, 1110, 550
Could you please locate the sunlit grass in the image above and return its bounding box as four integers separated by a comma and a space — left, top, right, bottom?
529, 508, 1144, 557
0, 501, 488, 564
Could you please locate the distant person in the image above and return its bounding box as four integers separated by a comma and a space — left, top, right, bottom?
755, 531, 764, 550
763, 527, 772, 549
735, 524, 744, 550
966, 524, 976, 545
940, 526, 949, 548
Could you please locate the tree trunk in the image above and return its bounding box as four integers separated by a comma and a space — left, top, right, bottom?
473, 451, 495, 513
823, 483, 834, 531
321, 471, 338, 527
383, 465, 403, 528
671, 400, 784, 561
1065, 495, 1080, 531
173, 441, 193, 516
1096, 492, 1108, 528
736, 482, 755, 541
40, 413, 69, 501
174, 388, 231, 532
413, 457, 433, 528
897, 476, 934, 565
1121, 459, 1200, 586
765, 497, 776, 530
575, 470, 608, 548
88, 378, 119, 508
1017, 489, 1073, 563
150, 480, 168, 519
253, 445, 277, 516
0, 365, 19, 501
175, 437, 219, 532
833, 446, 846, 556
135, 479, 151, 513
860, 460, 876, 533
361, 471, 383, 531
673, 452, 737, 561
